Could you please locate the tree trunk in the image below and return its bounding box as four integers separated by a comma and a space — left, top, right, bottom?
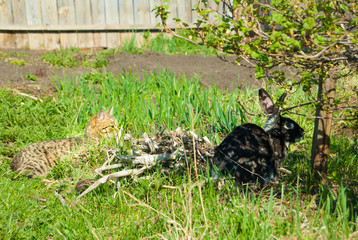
311, 76, 336, 186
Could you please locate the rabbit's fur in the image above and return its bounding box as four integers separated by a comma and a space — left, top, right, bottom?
212, 89, 304, 186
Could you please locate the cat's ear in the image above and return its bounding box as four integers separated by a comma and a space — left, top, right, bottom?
97, 110, 106, 120
107, 107, 114, 115
90, 115, 98, 127
91, 110, 105, 127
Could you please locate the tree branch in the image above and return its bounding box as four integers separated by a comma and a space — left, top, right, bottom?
293, 32, 349, 59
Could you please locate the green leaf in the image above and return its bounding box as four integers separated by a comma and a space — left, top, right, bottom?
270, 31, 283, 41
173, 18, 181, 23
314, 35, 326, 45
303, 17, 316, 30
255, 65, 264, 79
269, 42, 282, 52
251, 51, 261, 59
285, 38, 300, 49
271, 12, 285, 25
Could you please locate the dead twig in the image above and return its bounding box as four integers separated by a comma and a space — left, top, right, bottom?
77, 129, 215, 200
77, 165, 154, 199
56, 228, 67, 240
118, 152, 178, 166
282, 101, 316, 112
101, 149, 119, 168
143, 132, 158, 153
278, 167, 292, 175
12, 89, 43, 102
54, 191, 66, 206
95, 163, 123, 172
236, 100, 259, 116
162, 185, 181, 190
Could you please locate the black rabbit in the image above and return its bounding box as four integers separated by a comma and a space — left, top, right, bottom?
211, 88, 305, 186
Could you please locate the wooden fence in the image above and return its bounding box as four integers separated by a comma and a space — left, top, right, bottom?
0, 0, 202, 50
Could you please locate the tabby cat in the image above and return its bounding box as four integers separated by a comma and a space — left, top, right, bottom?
11, 107, 119, 177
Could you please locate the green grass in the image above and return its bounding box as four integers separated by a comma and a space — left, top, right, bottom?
147, 30, 217, 56
1, 51, 28, 66
49, 69, 247, 139
42, 47, 82, 68
41, 30, 216, 69
1, 65, 358, 238
42, 47, 110, 69
117, 30, 216, 56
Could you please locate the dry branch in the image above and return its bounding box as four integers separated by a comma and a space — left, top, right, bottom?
77, 166, 153, 199
77, 129, 215, 199
54, 191, 66, 206
118, 152, 178, 166
77, 152, 180, 199
278, 167, 292, 175
143, 132, 158, 153
12, 89, 43, 102
95, 164, 123, 172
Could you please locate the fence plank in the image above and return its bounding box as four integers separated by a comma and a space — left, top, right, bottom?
177, 0, 192, 24
41, 0, 60, 49
26, 0, 42, 25
75, 0, 94, 48
118, 0, 134, 25
1, 0, 199, 50
0, 24, 193, 31
0, 0, 13, 24
167, 0, 178, 25
58, 0, 77, 48
91, 0, 107, 48
118, 0, 134, 47
12, 0, 29, 48
12, 0, 27, 25
0, 0, 15, 48
133, 0, 150, 25
26, 0, 45, 49
41, 0, 58, 25
133, 0, 151, 46
105, 0, 120, 48
149, 0, 161, 26
191, 0, 199, 24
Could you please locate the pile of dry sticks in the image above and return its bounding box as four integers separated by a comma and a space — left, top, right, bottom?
77, 127, 214, 199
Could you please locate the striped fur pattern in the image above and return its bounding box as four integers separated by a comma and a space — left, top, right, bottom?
11, 108, 119, 177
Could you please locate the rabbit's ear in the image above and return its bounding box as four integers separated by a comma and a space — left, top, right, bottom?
259, 89, 279, 115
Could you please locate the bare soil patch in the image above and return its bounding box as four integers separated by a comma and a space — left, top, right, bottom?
106, 52, 263, 90
0, 49, 264, 96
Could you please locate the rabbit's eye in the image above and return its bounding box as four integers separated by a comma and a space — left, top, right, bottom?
285, 122, 295, 129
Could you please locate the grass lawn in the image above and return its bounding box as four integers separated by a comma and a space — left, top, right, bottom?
1, 34, 357, 239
